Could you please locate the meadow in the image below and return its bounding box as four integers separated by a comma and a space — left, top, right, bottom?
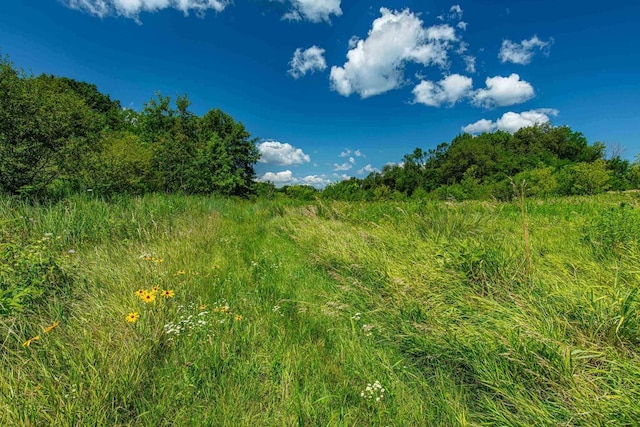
1, 192, 639, 426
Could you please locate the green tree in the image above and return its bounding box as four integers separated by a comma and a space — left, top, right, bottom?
0, 56, 101, 195
606, 155, 631, 191
86, 132, 152, 194
35, 75, 123, 131
193, 109, 260, 196
558, 160, 612, 195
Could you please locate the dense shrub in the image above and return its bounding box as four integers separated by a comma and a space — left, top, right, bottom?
0, 230, 72, 315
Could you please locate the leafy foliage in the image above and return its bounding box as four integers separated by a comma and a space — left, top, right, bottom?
0, 56, 102, 195
0, 54, 260, 198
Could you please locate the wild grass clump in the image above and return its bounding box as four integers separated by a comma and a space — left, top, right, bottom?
582, 201, 640, 258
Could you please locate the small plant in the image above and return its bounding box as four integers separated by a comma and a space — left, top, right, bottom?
360, 381, 386, 402
163, 303, 210, 338
0, 231, 72, 315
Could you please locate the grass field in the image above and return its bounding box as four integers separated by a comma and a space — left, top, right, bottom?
1, 193, 639, 426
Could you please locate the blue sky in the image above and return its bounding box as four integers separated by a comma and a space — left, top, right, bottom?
2, 1, 639, 187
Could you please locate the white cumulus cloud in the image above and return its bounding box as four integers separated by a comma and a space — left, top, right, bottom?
498, 36, 553, 65
257, 171, 331, 188
413, 74, 473, 107
330, 8, 458, 98
462, 108, 559, 134
461, 119, 496, 134
288, 46, 327, 78
472, 73, 535, 108
257, 141, 310, 165
258, 170, 296, 185
301, 175, 331, 188
63, 0, 230, 18
496, 108, 559, 133
357, 164, 379, 175
282, 0, 342, 23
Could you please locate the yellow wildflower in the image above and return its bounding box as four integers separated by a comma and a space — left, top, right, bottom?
135, 289, 146, 297
151, 286, 160, 294
161, 290, 175, 298
42, 321, 60, 333
142, 293, 156, 303
22, 336, 40, 347
126, 312, 140, 323
221, 306, 230, 314
234, 315, 243, 321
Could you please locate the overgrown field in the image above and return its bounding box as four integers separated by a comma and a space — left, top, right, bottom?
1, 193, 639, 426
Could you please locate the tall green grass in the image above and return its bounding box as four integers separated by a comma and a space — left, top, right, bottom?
1, 193, 639, 425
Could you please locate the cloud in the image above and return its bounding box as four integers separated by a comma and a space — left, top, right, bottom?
385, 161, 404, 168
461, 118, 496, 134
357, 164, 379, 175
413, 74, 473, 107
257, 141, 310, 165
258, 170, 296, 184
282, 0, 342, 23
330, 8, 458, 98
288, 46, 327, 78
339, 148, 365, 158
498, 36, 553, 65
333, 162, 353, 171
449, 5, 463, 19
472, 73, 534, 107
457, 21, 467, 30
462, 108, 559, 134
496, 108, 558, 133
463, 55, 476, 73
62, 0, 230, 18
257, 171, 331, 188
332, 173, 351, 181
301, 175, 331, 187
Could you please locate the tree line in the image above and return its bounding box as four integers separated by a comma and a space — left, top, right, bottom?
271, 125, 640, 201
0, 54, 259, 197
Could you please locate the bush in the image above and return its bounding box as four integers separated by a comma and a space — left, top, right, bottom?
558, 160, 612, 195
513, 167, 558, 197
0, 230, 73, 315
